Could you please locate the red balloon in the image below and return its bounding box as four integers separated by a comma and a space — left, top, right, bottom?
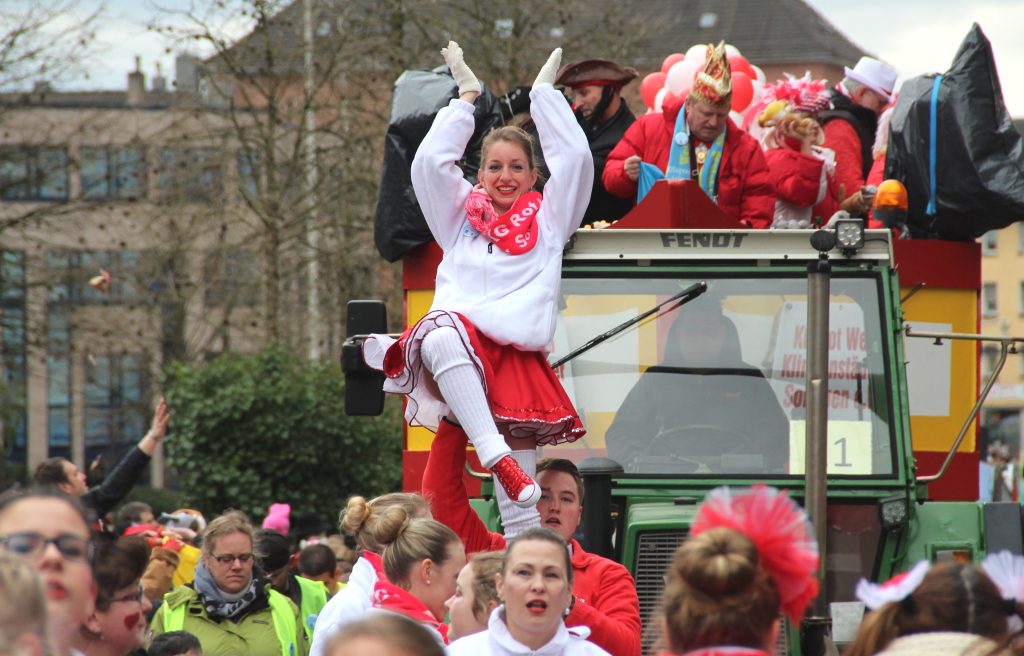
661, 53, 686, 75
727, 54, 756, 80
731, 71, 754, 113
641, 72, 667, 109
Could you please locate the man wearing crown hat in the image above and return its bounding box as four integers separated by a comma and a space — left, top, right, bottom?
603, 42, 774, 227
554, 58, 638, 226
820, 56, 898, 216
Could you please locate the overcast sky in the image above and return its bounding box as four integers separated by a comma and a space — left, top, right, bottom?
62, 0, 1024, 118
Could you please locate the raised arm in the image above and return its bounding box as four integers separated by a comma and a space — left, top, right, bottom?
530, 49, 593, 246
410, 41, 480, 251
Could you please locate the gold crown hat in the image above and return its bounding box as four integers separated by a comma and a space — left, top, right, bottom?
689, 41, 732, 107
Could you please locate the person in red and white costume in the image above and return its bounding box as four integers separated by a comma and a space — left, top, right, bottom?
363, 42, 592, 516
422, 428, 642, 656
448, 528, 610, 656
660, 486, 819, 656
602, 42, 774, 228
309, 493, 430, 656
819, 56, 898, 216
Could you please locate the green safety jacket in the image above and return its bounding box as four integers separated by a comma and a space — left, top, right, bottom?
153, 584, 307, 656
294, 576, 328, 638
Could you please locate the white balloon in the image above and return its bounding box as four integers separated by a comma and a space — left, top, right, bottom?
654, 87, 668, 113
666, 60, 701, 95
685, 44, 707, 65
729, 110, 743, 127
751, 64, 767, 86
750, 79, 764, 105
725, 44, 741, 58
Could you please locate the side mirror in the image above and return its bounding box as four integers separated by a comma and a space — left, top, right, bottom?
341, 300, 387, 416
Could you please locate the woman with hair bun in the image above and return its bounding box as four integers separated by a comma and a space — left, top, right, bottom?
846, 558, 1017, 656
661, 485, 819, 656
310, 493, 430, 656
348, 497, 465, 645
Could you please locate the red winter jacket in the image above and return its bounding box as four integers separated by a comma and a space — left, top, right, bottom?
763, 148, 839, 225
822, 119, 866, 201
603, 94, 775, 228
422, 423, 642, 656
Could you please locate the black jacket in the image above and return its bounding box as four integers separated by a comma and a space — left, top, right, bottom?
82, 446, 151, 518
819, 88, 878, 179
579, 99, 637, 226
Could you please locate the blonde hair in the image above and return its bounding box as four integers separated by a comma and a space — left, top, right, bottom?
481, 126, 542, 180
202, 510, 254, 556
662, 527, 779, 652
343, 497, 459, 587
0, 551, 49, 655
339, 493, 429, 553
467, 551, 504, 622
325, 613, 445, 656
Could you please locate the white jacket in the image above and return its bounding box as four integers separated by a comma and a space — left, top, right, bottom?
308, 556, 378, 656
447, 607, 609, 656
410, 84, 593, 353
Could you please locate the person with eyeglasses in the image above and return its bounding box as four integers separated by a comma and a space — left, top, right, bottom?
150, 510, 308, 656
0, 488, 97, 656
72, 536, 152, 656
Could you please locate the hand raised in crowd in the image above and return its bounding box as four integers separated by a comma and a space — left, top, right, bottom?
441, 40, 480, 103
533, 48, 562, 88
624, 155, 642, 182
139, 395, 170, 456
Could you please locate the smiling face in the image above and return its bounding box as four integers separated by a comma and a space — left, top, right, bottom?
205, 531, 254, 595
497, 539, 573, 650
94, 580, 152, 652
0, 497, 96, 655
536, 471, 583, 543
478, 139, 538, 215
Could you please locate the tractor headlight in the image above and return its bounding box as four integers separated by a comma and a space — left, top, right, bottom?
878, 494, 909, 531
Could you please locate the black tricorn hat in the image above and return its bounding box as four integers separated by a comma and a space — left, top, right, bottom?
555, 59, 639, 88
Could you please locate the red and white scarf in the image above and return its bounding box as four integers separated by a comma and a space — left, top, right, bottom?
464, 184, 543, 255
372, 579, 449, 642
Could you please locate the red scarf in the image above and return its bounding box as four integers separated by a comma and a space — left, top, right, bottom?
464, 184, 542, 255
372, 580, 449, 643
363, 551, 385, 579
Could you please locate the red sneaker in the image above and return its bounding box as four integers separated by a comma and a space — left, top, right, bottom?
491, 455, 541, 507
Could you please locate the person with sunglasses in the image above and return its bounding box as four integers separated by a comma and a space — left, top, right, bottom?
151, 510, 308, 656
72, 536, 152, 656
0, 488, 97, 656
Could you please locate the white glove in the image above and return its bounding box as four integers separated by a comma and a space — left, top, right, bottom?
533, 48, 562, 88
441, 40, 481, 96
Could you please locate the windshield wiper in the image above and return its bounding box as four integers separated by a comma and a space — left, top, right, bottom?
551, 281, 707, 368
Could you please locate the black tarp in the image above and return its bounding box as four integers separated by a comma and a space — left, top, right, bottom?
886, 23, 1024, 240
373, 67, 505, 262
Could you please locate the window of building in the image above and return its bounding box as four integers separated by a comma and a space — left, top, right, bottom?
981, 345, 999, 379
84, 353, 149, 468
982, 231, 999, 255
983, 282, 998, 317
0, 146, 69, 200
80, 146, 146, 200
47, 310, 71, 450
1, 250, 27, 453
237, 148, 261, 200
158, 147, 222, 203
203, 248, 260, 307
46, 250, 151, 305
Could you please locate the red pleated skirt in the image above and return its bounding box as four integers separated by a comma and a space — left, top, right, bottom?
377, 310, 584, 445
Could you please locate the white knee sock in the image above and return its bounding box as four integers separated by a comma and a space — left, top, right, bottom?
497, 449, 541, 537
421, 328, 510, 468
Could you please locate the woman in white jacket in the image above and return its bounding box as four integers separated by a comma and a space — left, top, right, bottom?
364, 42, 593, 525
447, 528, 609, 656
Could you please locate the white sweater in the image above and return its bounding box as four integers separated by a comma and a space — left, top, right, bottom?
410, 84, 593, 353
448, 608, 609, 656
308, 556, 378, 656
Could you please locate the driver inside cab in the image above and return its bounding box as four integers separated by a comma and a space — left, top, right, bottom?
605, 303, 790, 473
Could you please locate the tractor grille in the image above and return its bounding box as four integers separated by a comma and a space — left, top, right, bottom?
634, 529, 789, 656
634, 530, 687, 655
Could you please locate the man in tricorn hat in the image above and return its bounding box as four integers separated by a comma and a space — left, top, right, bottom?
602, 42, 774, 227
555, 58, 638, 226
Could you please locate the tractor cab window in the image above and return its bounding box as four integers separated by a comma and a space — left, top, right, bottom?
543, 274, 895, 478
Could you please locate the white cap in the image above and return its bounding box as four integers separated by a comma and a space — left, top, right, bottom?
844, 56, 898, 102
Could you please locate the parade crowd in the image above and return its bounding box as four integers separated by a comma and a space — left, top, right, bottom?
2, 35, 1016, 656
